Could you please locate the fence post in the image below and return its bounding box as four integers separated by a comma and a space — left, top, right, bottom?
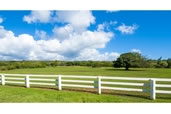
150, 79, 156, 100
97, 76, 101, 94
58, 75, 62, 91
1, 74, 5, 86
25, 75, 30, 88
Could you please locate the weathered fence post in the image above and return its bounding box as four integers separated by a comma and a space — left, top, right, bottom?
97, 76, 101, 94
58, 75, 62, 90
150, 79, 156, 100
25, 75, 30, 88
1, 74, 5, 86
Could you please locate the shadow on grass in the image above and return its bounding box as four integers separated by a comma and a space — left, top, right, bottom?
105, 68, 146, 72
64, 88, 151, 100
3, 84, 151, 101
3, 84, 171, 101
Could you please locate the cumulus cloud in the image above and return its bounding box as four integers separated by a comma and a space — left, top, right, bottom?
0, 26, 65, 60
55, 11, 95, 32
23, 11, 53, 23
0, 25, 117, 61
23, 10, 95, 28
0, 30, 36, 60
52, 24, 74, 41
0, 26, 12, 38
35, 30, 48, 40
116, 23, 138, 34
0, 17, 3, 23
51, 29, 114, 58
76, 49, 120, 61
131, 49, 141, 54
0, 11, 120, 61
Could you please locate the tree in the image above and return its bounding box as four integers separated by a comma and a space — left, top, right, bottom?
167, 58, 171, 68
114, 52, 145, 70
156, 57, 168, 68
156, 57, 162, 68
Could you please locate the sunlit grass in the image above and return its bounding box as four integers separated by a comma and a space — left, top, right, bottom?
1, 66, 171, 78
0, 66, 171, 102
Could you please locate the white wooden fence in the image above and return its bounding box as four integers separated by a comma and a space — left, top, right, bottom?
1, 73, 171, 100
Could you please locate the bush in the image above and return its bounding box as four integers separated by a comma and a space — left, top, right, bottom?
92, 62, 101, 68
7, 65, 16, 70
167, 58, 171, 68
156, 57, 168, 68
156, 61, 168, 68
0, 66, 7, 71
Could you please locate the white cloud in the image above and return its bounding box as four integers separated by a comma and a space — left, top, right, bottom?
51, 30, 114, 58
35, 30, 48, 40
23, 10, 95, 30
131, 49, 141, 54
0, 32, 36, 60
97, 21, 117, 32
52, 24, 74, 41
76, 49, 120, 61
23, 11, 53, 23
0, 17, 3, 23
55, 11, 95, 32
0, 11, 120, 61
116, 23, 138, 34
0, 25, 118, 61
0, 26, 65, 60
97, 23, 105, 31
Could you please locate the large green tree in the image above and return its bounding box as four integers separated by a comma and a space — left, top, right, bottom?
114, 52, 145, 70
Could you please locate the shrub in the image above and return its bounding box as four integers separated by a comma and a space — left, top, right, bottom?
0, 66, 7, 71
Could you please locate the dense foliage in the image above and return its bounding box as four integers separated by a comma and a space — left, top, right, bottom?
167, 58, 171, 68
113, 52, 146, 70
0, 61, 113, 71
113, 53, 170, 70
0, 53, 170, 71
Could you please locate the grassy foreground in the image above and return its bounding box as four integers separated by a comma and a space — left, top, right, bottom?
0, 86, 170, 103
0, 66, 171, 102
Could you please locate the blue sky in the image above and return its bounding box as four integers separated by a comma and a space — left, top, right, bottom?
0, 10, 171, 61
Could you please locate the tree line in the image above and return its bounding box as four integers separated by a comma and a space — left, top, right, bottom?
0, 61, 113, 71
0, 52, 171, 71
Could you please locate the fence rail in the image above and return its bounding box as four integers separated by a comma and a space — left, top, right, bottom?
1, 73, 171, 100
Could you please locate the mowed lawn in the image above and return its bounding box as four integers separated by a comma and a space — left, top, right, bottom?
0, 86, 171, 103
0, 66, 171, 102
1, 66, 171, 78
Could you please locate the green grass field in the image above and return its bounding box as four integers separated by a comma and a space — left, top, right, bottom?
0, 66, 171, 102
1, 66, 171, 78
0, 86, 171, 103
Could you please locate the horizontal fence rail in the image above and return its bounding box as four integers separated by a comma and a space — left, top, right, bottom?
0, 73, 171, 100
